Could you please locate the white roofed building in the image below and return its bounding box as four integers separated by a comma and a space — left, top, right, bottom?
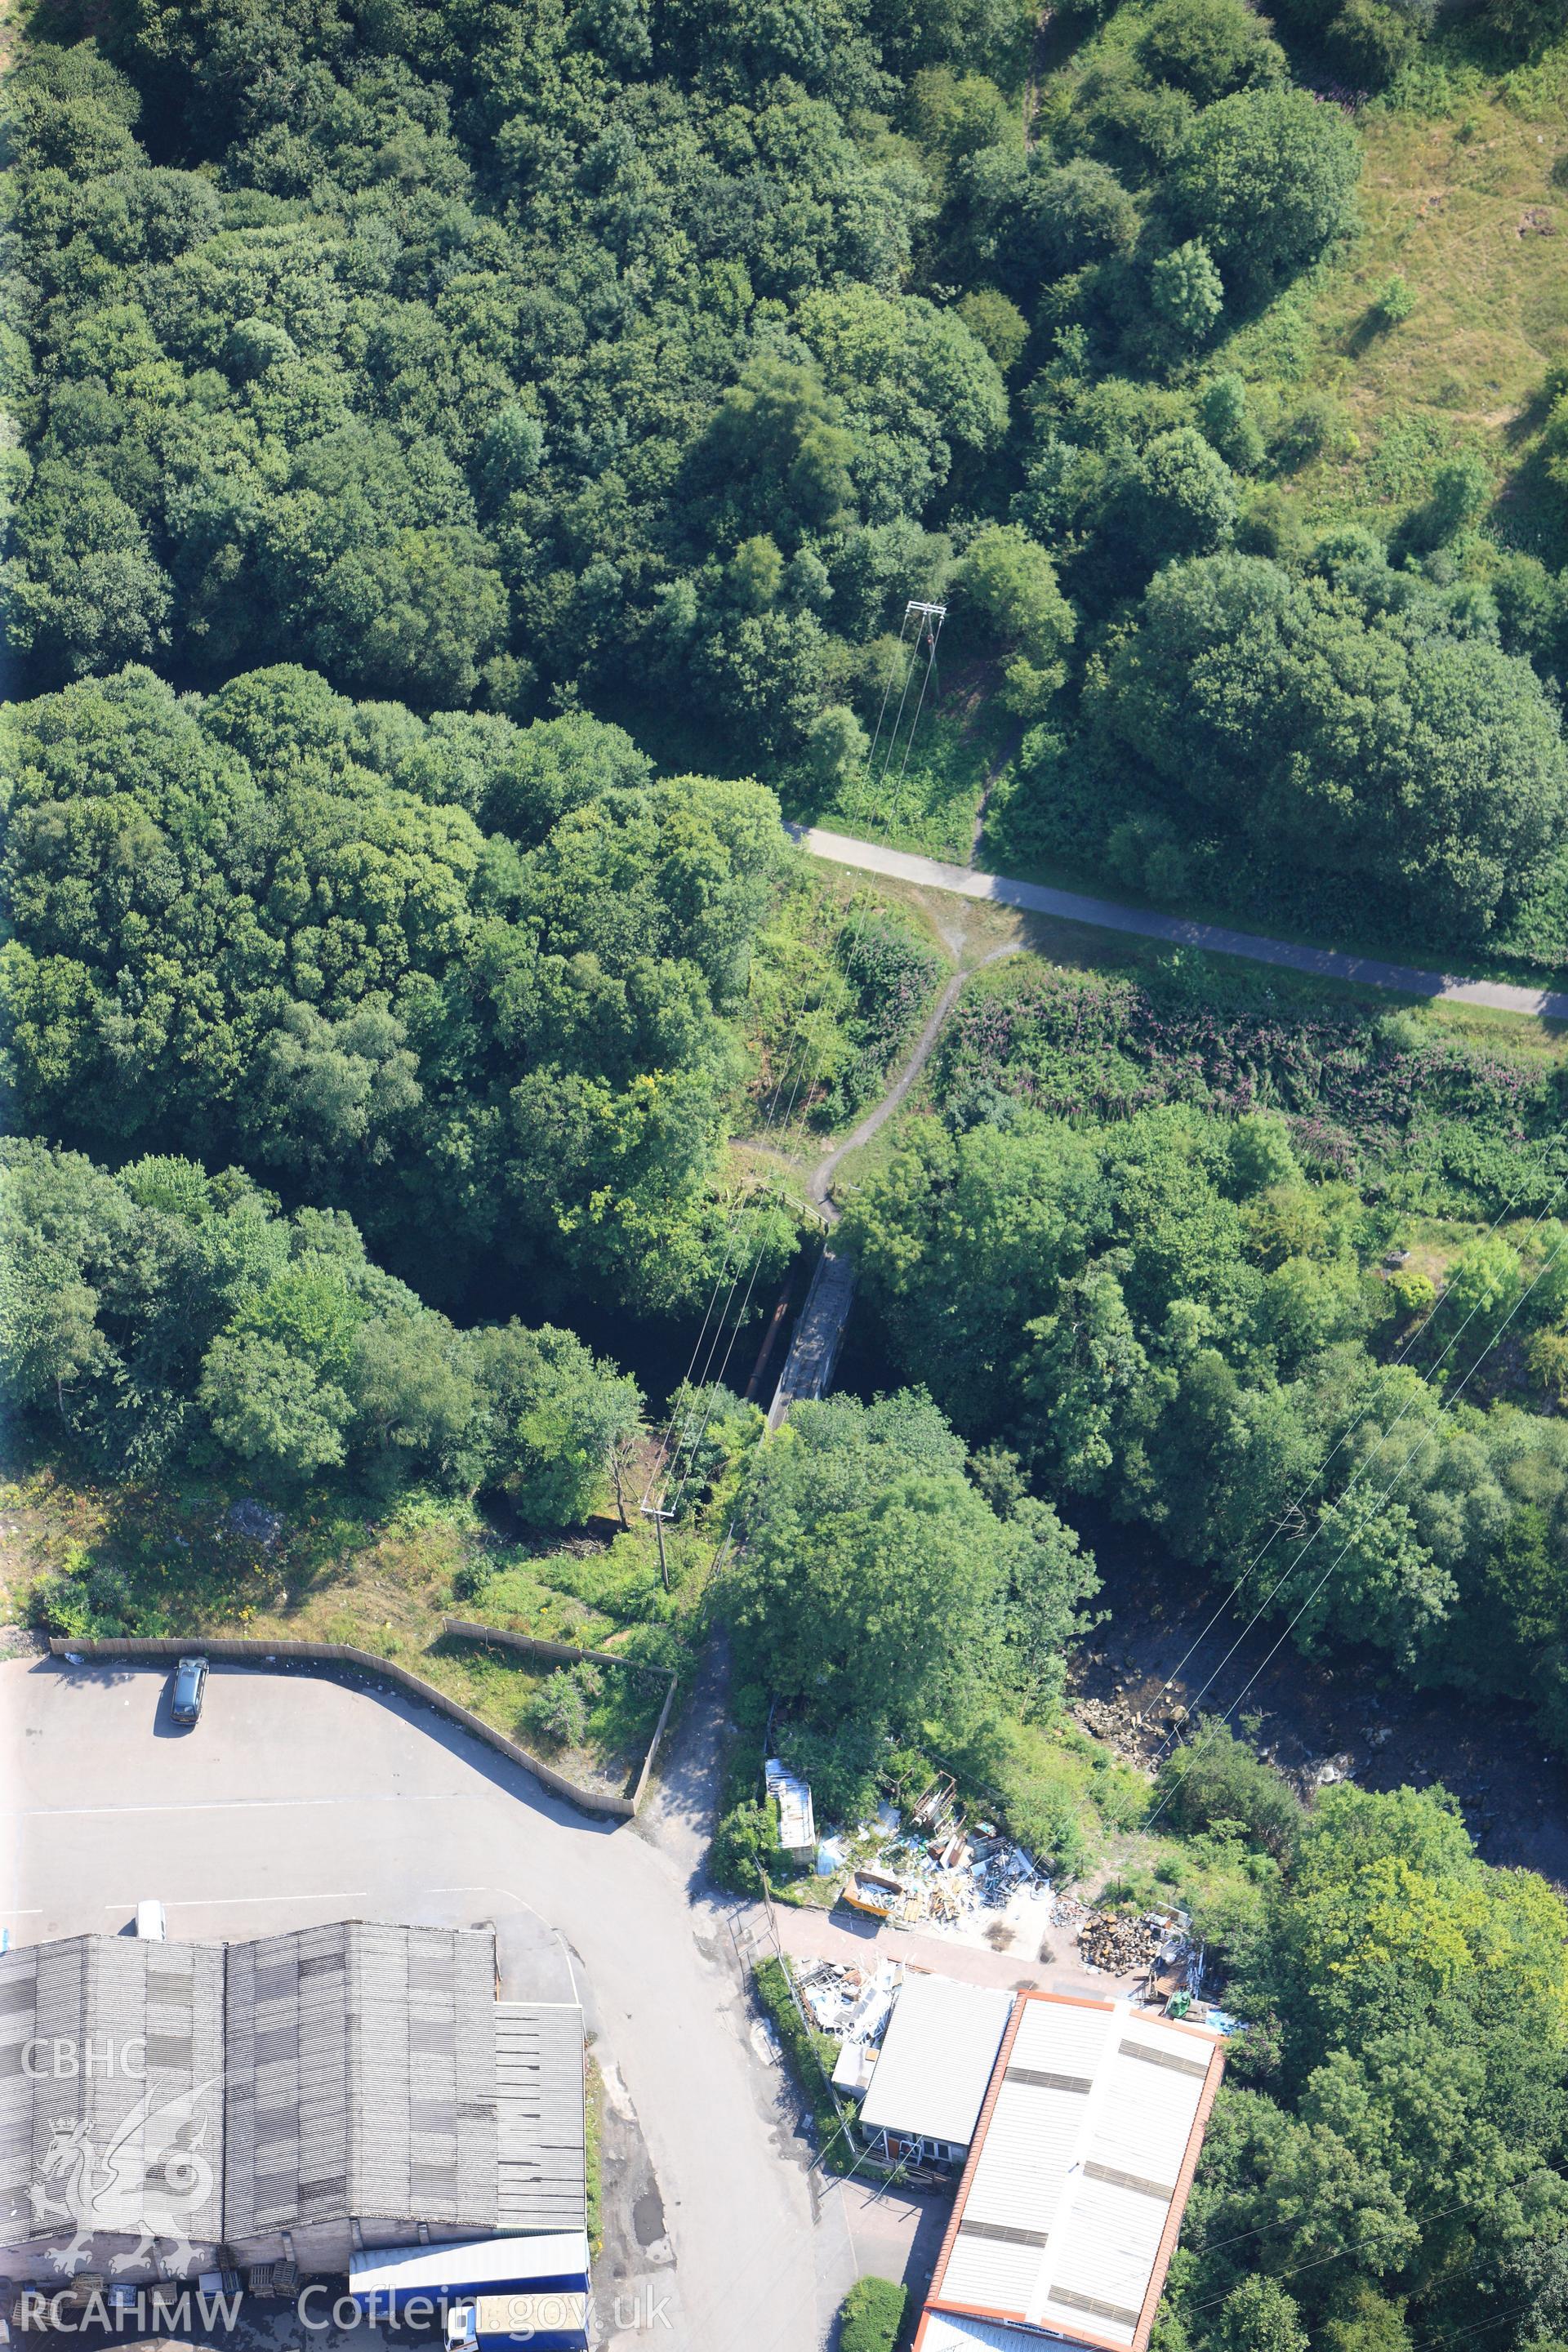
764, 1759, 816, 1862
857, 1976, 1013, 2170
914, 1990, 1224, 2352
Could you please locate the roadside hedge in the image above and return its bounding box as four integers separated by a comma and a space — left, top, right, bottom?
840, 2276, 909, 2352
754, 1954, 857, 2169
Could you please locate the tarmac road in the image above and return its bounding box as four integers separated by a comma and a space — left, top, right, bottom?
0, 1654, 829, 2352
790, 824, 1568, 1022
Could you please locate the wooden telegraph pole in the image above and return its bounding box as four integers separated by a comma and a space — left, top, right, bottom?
640, 1498, 674, 1592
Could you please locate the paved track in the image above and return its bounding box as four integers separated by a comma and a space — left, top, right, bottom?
791, 825, 1568, 1023
0, 1655, 829, 2352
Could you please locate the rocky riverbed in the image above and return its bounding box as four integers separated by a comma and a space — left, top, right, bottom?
1066, 1503, 1568, 1885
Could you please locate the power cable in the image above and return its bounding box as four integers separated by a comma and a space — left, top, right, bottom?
884, 604, 946, 833
662, 882, 893, 1517
647, 848, 900, 1517
639, 769, 926, 1510
1137, 1144, 1568, 1748
875, 611, 924, 790
1186, 2158, 1563, 2313
865, 604, 915, 775
643, 613, 947, 1512
638, 993, 831, 1510
652, 593, 952, 1516
1140, 1210, 1568, 1842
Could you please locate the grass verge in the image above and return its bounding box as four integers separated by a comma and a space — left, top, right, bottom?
0, 1455, 693, 1797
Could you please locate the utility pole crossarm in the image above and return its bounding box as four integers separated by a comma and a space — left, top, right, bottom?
639, 1498, 674, 1591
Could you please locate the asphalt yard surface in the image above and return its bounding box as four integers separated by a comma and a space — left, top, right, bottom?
770, 1901, 1147, 2003
0, 1653, 844, 2352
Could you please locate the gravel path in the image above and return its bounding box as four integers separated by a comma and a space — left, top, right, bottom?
789, 824, 1568, 1024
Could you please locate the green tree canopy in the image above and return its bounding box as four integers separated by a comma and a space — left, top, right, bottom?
1091, 554, 1568, 938
1, 665, 790, 1307
954, 523, 1077, 712
1167, 86, 1361, 293
1138, 0, 1288, 102
725, 1388, 1097, 1730
1, 1135, 644, 1510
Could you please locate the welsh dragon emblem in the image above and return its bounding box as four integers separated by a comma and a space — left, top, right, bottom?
30, 2077, 218, 2275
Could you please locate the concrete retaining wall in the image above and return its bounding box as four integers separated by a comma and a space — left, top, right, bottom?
439, 1618, 679, 1812
47, 1625, 678, 1821
441, 1617, 668, 1680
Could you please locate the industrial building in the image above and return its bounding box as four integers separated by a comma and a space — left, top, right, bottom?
912, 1990, 1225, 2352
0, 1925, 586, 2290
0, 1935, 227, 2285
856, 1976, 1013, 2169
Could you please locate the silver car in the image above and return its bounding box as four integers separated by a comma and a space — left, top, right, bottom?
171, 1655, 207, 1726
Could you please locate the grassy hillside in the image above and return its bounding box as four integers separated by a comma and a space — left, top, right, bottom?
770, 20, 1568, 987
1245, 64, 1568, 537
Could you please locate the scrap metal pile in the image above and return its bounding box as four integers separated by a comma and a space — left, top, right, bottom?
796, 1953, 904, 2042
837, 1776, 1049, 1936
795, 1954, 905, 2088
813, 1777, 1229, 2011
1076, 1907, 1198, 1986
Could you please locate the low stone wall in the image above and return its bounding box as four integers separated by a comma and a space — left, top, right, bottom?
442, 1616, 669, 1680
47, 1624, 678, 1821
631, 1670, 680, 1811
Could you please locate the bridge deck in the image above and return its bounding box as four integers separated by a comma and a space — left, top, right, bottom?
766, 1247, 856, 1430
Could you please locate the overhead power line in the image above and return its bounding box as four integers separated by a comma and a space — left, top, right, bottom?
640, 585, 952, 1528
880, 600, 946, 829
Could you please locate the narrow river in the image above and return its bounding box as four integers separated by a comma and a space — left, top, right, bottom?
1062, 1500, 1568, 1885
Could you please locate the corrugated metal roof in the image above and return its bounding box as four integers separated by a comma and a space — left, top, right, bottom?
858, 1976, 1013, 2149
495, 2006, 585, 2234
949, 2076, 1080, 2237
926, 1994, 1223, 2352
5, 1926, 585, 2270
0, 1937, 225, 2252
224, 1924, 497, 2238
349, 2230, 590, 2297
763, 1761, 815, 1852
915, 2311, 1042, 2352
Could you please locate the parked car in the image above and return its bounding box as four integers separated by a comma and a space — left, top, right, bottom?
171, 1655, 207, 1726
446, 2297, 588, 2352
135, 1899, 167, 1941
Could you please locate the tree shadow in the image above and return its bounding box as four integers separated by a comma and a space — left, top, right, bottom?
1345, 305, 1394, 362
1492, 443, 1568, 567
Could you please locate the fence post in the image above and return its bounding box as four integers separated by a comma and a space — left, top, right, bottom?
760, 1864, 853, 2145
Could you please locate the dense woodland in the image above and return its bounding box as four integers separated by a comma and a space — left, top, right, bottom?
11, 1, 1568, 2347
846, 966, 1568, 1742
1155, 1762, 1568, 2352
2, 1134, 642, 1523
2, 665, 794, 1311
8, 0, 1568, 945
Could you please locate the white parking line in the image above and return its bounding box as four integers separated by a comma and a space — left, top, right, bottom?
103, 1891, 372, 1909
12, 1792, 461, 1819
424, 1886, 581, 2004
